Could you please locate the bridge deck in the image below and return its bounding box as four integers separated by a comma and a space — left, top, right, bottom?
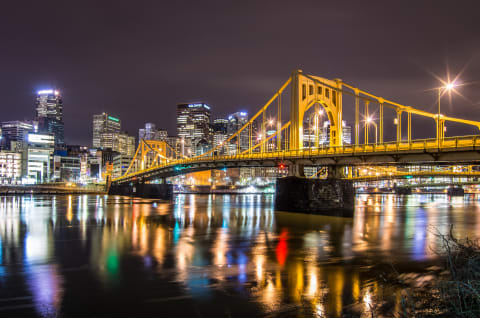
113, 136, 480, 184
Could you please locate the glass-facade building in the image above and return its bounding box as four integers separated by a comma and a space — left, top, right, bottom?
26, 133, 55, 183
227, 112, 249, 152
213, 118, 228, 152
35, 90, 64, 145
1, 121, 34, 150
139, 123, 168, 141
176, 103, 211, 156
92, 113, 121, 148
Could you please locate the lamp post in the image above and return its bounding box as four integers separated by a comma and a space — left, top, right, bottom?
437, 81, 456, 145
366, 117, 378, 144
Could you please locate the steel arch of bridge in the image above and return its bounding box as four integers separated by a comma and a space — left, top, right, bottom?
112, 70, 480, 184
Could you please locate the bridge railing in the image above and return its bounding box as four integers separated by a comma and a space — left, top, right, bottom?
113, 135, 480, 183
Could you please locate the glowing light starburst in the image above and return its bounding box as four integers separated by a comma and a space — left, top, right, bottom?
414, 58, 476, 113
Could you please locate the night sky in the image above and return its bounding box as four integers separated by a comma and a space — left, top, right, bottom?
1, 0, 479, 145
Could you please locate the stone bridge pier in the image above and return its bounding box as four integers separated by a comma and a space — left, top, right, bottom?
275, 164, 354, 217
108, 182, 173, 200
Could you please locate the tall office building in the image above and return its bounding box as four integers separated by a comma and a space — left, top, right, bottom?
227, 111, 249, 152
139, 123, 168, 141
213, 118, 228, 134
177, 102, 211, 141
35, 90, 64, 145
318, 121, 352, 145
177, 102, 211, 156
92, 113, 121, 148
113, 133, 135, 156
99, 132, 135, 155
213, 118, 228, 151
139, 122, 157, 140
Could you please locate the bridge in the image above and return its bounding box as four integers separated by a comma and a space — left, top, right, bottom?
109, 70, 480, 216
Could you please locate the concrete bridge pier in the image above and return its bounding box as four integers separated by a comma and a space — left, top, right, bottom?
108, 182, 173, 200
447, 186, 464, 196
394, 187, 412, 195
275, 165, 355, 217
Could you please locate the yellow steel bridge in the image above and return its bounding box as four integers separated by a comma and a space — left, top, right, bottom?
112, 70, 480, 185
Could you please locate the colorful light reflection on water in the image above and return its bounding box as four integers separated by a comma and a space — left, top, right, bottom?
0, 193, 479, 317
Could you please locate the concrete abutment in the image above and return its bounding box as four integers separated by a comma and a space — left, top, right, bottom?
108, 183, 173, 200
274, 176, 355, 217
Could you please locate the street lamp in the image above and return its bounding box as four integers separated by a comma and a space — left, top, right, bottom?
438, 81, 456, 119
437, 81, 457, 145
366, 116, 378, 144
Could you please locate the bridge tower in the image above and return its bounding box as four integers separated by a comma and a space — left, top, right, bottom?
290, 70, 344, 150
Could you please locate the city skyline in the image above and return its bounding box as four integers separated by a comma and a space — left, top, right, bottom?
1, 3, 480, 317
0, 1, 479, 145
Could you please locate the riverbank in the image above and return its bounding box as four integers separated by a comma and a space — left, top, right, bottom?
0, 184, 106, 195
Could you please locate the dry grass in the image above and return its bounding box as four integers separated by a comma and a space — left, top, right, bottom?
400, 225, 480, 318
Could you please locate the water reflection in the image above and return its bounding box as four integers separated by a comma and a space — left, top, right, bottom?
0, 194, 479, 317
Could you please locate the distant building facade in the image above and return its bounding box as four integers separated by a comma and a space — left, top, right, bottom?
25, 133, 55, 183
0, 151, 22, 184
112, 154, 132, 179
318, 121, 352, 145
1, 121, 35, 150
139, 123, 168, 141
227, 111, 249, 152
35, 90, 64, 145
176, 102, 211, 156
92, 113, 121, 148
213, 118, 228, 152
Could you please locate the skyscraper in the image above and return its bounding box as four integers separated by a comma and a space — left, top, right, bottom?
92, 113, 121, 148
139, 122, 157, 140
35, 90, 64, 145
318, 121, 352, 145
139, 123, 168, 141
213, 118, 228, 134
112, 133, 135, 156
227, 111, 249, 152
213, 118, 228, 152
176, 102, 211, 156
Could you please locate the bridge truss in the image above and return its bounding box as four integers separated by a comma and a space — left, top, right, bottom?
113, 70, 480, 185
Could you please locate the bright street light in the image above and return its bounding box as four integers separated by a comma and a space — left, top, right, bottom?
365, 116, 378, 144
438, 80, 459, 145
438, 81, 458, 117
445, 82, 456, 90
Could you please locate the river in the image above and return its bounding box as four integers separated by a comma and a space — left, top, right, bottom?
0, 194, 479, 317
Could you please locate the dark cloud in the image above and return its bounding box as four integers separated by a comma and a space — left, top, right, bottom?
0, 0, 479, 144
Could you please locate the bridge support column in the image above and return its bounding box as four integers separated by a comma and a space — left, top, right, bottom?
394, 187, 412, 195
288, 164, 305, 177
447, 186, 464, 196
109, 183, 173, 200
275, 167, 354, 217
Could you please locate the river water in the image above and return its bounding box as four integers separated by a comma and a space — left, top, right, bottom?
0, 194, 479, 317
